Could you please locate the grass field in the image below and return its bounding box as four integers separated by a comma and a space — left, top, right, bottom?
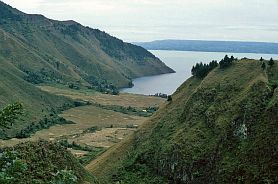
1, 85, 165, 164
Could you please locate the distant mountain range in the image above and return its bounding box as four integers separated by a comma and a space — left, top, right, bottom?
135, 40, 278, 54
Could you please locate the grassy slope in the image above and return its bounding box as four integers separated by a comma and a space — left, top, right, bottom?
0, 58, 73, 138
0, 1, 174, 88
0, 0, 172, 138
101, 59, 278, 183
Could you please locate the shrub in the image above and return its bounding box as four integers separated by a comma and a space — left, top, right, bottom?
0, 151, 27, 184
51, 169, 78, 184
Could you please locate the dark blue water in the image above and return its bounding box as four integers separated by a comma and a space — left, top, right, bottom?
121, 50, 278, 95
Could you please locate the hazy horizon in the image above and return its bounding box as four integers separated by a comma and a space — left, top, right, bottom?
2, 0, 278, 43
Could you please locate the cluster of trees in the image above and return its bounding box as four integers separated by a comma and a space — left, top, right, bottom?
0, 147, 78, 184
58, 139, 93, 152
191, 55, 238, 79
152, 93, 168, 99
16, 116, 71, 138
91, 102, 158, 117
219, 55, 236, 69
269, 58, 274, 66
96, 84, 119, 95
261, 57, 275, 70
23, 68, 60, 84
86, 76, 120, 95
151, 93, 172, 101
191, 60, 218, 78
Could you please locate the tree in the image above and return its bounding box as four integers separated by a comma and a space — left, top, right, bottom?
167, 95, 172, 102
261, 62, 266, 70
269, 58, 274, 66
231, 55, 235, 61
260, 57, 264, 62
0, 103, 23, 129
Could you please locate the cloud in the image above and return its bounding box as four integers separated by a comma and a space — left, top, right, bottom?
2, 0, 278, 42
3, 0, 44, 11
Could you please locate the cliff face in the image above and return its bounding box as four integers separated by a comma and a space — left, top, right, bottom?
115, 59, 278, 183
0, 1, 174, 89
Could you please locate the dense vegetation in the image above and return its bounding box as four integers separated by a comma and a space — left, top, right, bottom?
0, 141, 97, 184
191, 55, 237, 79
0, 103, 96, 184
15, 116, 74, 138
111, 59, 278, 183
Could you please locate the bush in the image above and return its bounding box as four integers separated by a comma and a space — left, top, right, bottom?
0, 103, 23, 129
51, 169, 78, 184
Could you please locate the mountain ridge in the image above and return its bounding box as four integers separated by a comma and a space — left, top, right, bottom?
135, 39, 278, 54
0, 1, 174, 89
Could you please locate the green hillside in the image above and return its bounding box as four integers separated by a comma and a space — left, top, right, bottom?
0, 58, 74, 138
113, 59, 278, 183
0, 1, 174, 90
0, 0, 173, 138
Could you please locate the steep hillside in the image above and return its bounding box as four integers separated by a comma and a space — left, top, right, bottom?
0, 1, 174, 90
0, 58, 74, 138
113, 59, 278, 183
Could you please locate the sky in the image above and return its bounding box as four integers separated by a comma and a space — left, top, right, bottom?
2, 0, 278, 43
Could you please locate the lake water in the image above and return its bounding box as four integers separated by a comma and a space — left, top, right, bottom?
121, 50, 278, 95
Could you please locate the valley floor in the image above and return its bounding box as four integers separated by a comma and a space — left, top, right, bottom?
0, 85, 164, 177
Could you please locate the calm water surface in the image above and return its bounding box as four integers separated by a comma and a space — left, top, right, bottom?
121, 50, 278, 95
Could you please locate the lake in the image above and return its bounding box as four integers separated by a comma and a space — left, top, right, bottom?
121, 50, 278, 95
